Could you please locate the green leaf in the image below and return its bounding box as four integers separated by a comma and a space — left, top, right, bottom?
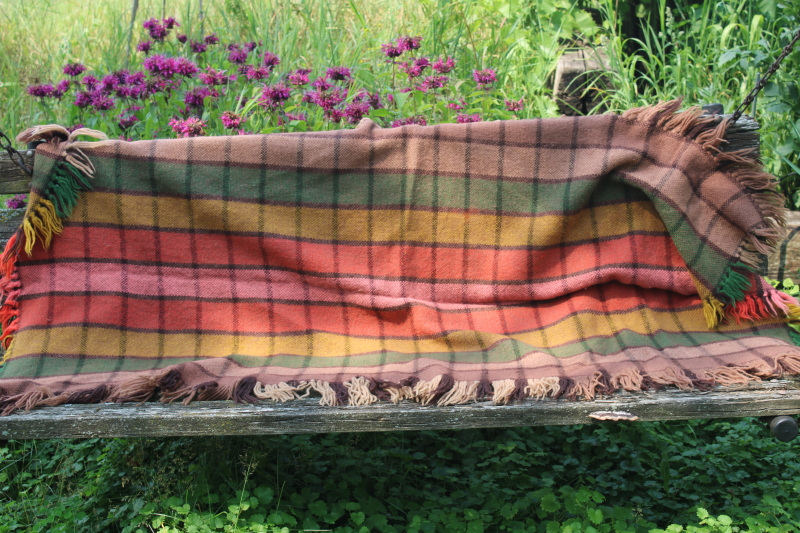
588, 508, 603, 525
540, 492, 561, 513
351, 511, 365, 526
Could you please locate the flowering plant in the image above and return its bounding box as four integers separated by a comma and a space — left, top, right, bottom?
4, 194, 27, 210
26, 20, 525, 140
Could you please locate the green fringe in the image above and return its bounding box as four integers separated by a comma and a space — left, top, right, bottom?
44, 161, 93, 219
715, 262, 755, 305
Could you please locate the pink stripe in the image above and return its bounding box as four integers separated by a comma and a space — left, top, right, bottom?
21, 261, 697, 306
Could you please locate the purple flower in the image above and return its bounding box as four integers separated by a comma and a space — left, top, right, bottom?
244, 65, 271, 81
456, 113, 482, 123
325, 108, 345, 123
262, 51, 281, 70
143, 18, 168, 41
473, 68, 496, 88
74, 91, 93, 108
432, 56, 455, 74
354, 90, 382, 109
286, 111, 307, 122
125, 71, 146, 85
259, 82, 291, 109
220, 111, 245, 129
391, 116, 427, 128
344, 101, 371, 124
447, 99, 466, 111
504, 98, 524, 112
5, 194, 27, 210
162, 17, 179, 29
66, 124, 86, 134
325, 66, 352, 82
414, 57, 430, 69
143, 55, 176, 78
309, 87, 347, 110
124, 105, 143, 113
381, 42, 403, 58
100, 74, 119, 92
399, 61, 423, 79
118, 113, 139, 130
311, 77, 332, 91
63, 63, 87, 77
91, 92, 115, 111
184, 87, 216, 109
190, 41, 207, 54
397, 36, 422, 51
236, 129, 253, 135
199, 67, 232, 86
173, 57, 199, 77
170, 116, 207, 137
228, 48, 248, 64
204, 33, 220, 45
26, 84, 55, 98
287, 68, 311, 86
137, 41, 153, 54
420, 75, 448, 91
243, 41, 258, 52
82, 74, 99, 90
53, 79, 71, 98
176, 34, 188, 44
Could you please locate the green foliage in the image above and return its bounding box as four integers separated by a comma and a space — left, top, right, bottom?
2, 418, 800, 532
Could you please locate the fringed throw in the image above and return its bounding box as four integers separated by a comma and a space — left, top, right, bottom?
2, 100, 800, 415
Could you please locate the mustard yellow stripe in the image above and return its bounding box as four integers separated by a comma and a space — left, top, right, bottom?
74, 192, 668, 247
6, 307, 763, 362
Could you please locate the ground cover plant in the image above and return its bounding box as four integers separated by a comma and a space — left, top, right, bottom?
2, 0, 800, 531
1, 418, 799, 532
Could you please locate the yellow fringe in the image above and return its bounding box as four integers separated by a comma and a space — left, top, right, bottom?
786, 304, 800, 323
22, 195, 62, 256
702, 297, 726, 329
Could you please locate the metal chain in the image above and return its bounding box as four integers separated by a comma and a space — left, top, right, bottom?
731, 27, 800, 124
0, 126, 33, 177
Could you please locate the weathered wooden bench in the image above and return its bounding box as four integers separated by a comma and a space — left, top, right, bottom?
2, 115, 800, 440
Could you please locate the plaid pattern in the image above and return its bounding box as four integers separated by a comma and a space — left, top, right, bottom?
2, 102, 800, 413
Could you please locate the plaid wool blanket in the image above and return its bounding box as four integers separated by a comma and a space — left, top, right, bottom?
2, 100, 800, 414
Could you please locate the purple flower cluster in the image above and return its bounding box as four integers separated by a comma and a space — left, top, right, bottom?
504, 98, 524, 112
473, 69, 497, 89
288, 69, 311, 86
25, 20, 522, 139
184, 87, 218, 109
381, 35, 422, 58
143, 55, 199, 79
456, 113, 482, 123
199, 67, 235, 86
390, 116, 427, 128
4, 194, 27, 210
259, 82, 291, 109
170, 116, 207, 137
143, 17, 179, 42
325, 66, 352, 82
262, 52, 280, 70
63, 63, 87, 77
227, 46, 249, 64
220, 111, 245, 129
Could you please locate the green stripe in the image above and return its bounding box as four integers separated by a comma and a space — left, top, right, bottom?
76, 157, 647, 213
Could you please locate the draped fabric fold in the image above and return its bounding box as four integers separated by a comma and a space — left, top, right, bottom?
2, 100, 800, 415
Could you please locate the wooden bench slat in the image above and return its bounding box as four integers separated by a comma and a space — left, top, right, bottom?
2, 378, 799, 439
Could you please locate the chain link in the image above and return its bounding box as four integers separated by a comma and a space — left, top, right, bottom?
730, 27, 800, 124
0, 126, 33, 177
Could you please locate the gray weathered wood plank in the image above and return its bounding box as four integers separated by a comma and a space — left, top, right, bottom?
2, 378, 799, 439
